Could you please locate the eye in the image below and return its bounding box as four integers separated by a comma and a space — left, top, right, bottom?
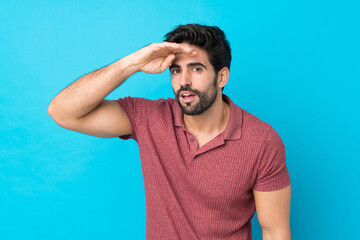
171, 69, 180, 74
193, 67, 202, 72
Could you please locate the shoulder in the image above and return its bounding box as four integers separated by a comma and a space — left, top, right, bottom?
114, 96, 174, 108
229, 100, 274, 145
153, 97, 176, 108
225, 94, 270, 134
149, 97, 176, 114
242, 109, 271, 134
113, 96, 176, 117
241, 108, 284, 148
224, 94, 274, 143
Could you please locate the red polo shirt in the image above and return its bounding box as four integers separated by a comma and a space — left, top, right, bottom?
113, 94, 291, 240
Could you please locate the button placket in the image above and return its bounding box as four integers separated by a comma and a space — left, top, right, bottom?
185, 131, 198, 152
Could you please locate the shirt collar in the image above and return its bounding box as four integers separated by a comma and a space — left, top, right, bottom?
172, 94, 242, 140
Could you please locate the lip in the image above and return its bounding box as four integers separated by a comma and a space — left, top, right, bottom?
179, 91, 197, 103
180, 91, 196, 96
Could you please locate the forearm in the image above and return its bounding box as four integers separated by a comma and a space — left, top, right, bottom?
48, 42, 195, 123
48, 55, 138, 122
262, 228, 291, 240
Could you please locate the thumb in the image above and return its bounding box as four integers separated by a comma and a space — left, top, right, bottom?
161, 54, 176, 71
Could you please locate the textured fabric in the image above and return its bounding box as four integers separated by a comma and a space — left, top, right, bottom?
113, 94, 291, 240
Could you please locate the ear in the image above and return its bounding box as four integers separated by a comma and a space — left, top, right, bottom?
216, 67, 229, 89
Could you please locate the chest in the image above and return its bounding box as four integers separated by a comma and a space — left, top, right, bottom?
139, 129, 258, 204
186, 152, 256, 203
193, 133, 218, 149
138, 117, 260, 204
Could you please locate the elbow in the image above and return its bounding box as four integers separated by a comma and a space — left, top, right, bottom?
47, 102, 69, 128
47, 102, 60, 122
47, 103, 55, 118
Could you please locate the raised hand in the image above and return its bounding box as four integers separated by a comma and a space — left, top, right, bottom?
127, 42, 197, 74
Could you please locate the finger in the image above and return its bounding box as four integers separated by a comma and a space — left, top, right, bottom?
161, 54, 176, 71
173, 45, 196, 55
160, 42, 196, 55
179, 45, 196, 55
189, 49, 197, 55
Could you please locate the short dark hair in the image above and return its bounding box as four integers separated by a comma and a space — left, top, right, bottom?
163, 23, 231, 91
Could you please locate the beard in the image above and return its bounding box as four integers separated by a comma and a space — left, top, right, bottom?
175, 75, 218, 116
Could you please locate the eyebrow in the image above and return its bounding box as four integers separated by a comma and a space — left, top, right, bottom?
169, 62, 207, 70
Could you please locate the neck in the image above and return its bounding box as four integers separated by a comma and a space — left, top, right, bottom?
183, 93, 230, 136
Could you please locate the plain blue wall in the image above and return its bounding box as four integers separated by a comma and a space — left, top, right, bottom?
1, 0, 359, 239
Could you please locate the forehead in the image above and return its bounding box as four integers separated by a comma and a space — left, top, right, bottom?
173, 43, 211, 66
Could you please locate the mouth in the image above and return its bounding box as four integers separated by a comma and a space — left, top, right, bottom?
180, 91, 197, 103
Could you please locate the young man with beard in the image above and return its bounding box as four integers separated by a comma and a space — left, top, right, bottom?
48, 24, 291, 240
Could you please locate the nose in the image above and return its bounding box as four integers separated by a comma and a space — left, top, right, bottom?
179, 70, 192, 87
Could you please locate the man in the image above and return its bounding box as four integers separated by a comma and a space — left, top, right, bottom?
48, 24, 291, 240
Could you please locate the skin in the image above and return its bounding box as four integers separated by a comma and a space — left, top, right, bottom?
253, 185, 292, 240
172, 74, 218, 116
169, 43, 230, 148
48, 41, 291, 239
47, 42, 197, 137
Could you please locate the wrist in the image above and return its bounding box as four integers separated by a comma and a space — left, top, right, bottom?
115, 55, 140, 75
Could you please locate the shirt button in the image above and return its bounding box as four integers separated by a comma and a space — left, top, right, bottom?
190, 138, 194, 142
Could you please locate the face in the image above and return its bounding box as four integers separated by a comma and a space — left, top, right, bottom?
169, 43, 219, 115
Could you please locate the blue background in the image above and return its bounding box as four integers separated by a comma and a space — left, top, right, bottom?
1, 0, 359, 239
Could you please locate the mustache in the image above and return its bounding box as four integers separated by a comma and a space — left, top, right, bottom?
175, 85, 201, 97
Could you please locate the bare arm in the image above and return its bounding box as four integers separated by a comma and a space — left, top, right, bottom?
253, 185, 291, 240
48, 42, 196, 138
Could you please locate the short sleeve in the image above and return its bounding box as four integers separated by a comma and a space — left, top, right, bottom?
252, 127, 291, 192
112, 96, 155, 142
